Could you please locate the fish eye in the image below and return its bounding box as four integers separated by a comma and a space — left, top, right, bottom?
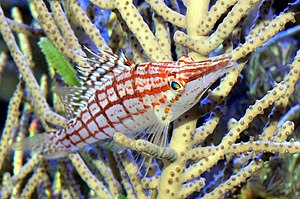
168, 77, 184, 92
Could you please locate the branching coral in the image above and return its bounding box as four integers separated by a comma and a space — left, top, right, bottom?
0, 0, 300, 199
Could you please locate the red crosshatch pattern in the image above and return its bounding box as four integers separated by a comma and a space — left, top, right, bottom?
47, 50, 232, 155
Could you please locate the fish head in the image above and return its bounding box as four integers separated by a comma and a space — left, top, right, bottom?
155, 54, 236, 122
165, 55, 234, 104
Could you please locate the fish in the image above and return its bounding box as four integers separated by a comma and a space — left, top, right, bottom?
12, 49, 236, 158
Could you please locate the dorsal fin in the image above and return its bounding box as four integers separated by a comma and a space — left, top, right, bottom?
57, 48, 135, 117
78, 47, 134, 84
54, 85, 87, 118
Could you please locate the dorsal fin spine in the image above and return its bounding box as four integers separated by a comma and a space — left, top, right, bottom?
57, 47, 134, 117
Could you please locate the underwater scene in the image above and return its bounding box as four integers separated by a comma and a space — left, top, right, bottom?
0, 0, 300, 198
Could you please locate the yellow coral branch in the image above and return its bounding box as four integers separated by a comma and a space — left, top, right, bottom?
113, 0, 171, 61
0, 4, 67, 129
68, 153, 113, 199
67, 0, 110, 51
146, 0, 186, 28
0, 155, 43, 199
0, 83, 23, 170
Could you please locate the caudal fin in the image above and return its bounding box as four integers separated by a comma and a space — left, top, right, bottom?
12, 132, 70, 159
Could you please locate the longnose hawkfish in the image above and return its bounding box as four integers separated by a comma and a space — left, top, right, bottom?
13, 49, 236, 158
